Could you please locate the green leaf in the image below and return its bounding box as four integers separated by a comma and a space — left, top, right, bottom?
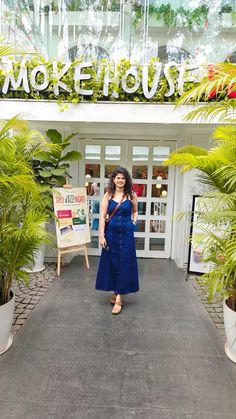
51, 168, 66, 176
61, 151, 82, 161
46, 129, 62, 144
34, 152, 56, 163
38, 170, 52, 178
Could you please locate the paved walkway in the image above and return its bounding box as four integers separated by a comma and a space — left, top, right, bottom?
1, 257, 236, 419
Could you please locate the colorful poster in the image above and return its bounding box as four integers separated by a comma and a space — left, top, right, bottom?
53, 187, 91, 248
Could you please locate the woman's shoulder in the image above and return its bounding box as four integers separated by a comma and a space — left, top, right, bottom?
103, 192, 112, 201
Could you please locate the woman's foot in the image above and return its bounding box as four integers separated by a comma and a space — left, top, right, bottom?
110, 293, 117, 305
112, 295, 122, 315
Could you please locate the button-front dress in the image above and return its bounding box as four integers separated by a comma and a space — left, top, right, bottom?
95, 198, 139, 294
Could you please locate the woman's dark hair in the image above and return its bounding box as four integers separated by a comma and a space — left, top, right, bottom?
107, 167, 133, 198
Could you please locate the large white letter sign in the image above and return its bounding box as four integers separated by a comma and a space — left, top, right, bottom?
121, 67, 140, 94
142, 62, 162, 99
53, 61, 72, 95
30, 65, 49, 90
2, 59, 30, 94
103, 66, 119, 98
74, 62, 93, 96
164, 61, 177, 97
177, 64, 200, 95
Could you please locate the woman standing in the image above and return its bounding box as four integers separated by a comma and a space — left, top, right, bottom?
95, 167, 139, 314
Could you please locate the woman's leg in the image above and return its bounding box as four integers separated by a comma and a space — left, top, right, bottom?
112, 294, 122, 315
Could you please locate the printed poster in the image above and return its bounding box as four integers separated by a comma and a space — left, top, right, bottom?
53, 187, 91, 248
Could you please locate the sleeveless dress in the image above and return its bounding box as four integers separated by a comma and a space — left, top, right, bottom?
95, 198, 139, 294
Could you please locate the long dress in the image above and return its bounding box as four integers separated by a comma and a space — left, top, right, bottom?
95, 198, 139, 294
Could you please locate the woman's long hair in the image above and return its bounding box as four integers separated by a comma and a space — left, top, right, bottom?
107, 167, 133, 198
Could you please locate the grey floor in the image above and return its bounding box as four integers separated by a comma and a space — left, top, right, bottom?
1, 258, 236, 419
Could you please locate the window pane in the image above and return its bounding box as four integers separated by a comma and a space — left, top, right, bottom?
85, 163, 100, 178
134, 220, 145, 232
85, 181, 100, 196
132, 165, 148, 179
135, 238, 145, 250
132, 146, 149, 161
133, 183, 147, 197
149, 238, 165, 251
105, 164, 118, 178
105, 145, 121, 160
150, 220, 166, 233
150, 202, 167, 216
153, 147, 169, 161
88, 236, 99, 249
152, 166, 168, 180
151, 184, 168, 198
138, 202, 146, 215
85, 145, 101, 160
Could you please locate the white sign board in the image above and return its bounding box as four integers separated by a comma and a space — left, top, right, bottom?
53, 187, 91, 248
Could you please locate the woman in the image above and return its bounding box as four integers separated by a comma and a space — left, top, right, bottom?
95, 167, 139, 315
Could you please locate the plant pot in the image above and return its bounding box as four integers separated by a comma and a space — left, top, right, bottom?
221, 13, 232, 28
223, 299, 236, 363
24, 245, 45, 273
231, 11, 236, 26
0, 292, 15, 355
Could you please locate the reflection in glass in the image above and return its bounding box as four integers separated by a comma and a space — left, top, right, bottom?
153, 147, 170, 161
105, 145, 121, 160
152, 166, 168, 180
135, 220, 145, 232
135, 238, 145, 250
132, 146, 149, 161
88, 236, 99, 249
150, 220, 166, 233
85, 145, 101, 160
133, 183, 147, 197
132, 165, 148, 179
85, 163, 100, 177
151, 184, 168, 198
85, 181, 100, 196
138, 202, 146, 215
151, 202, 167, 216
105, 165, 118, 178
149, 238, 165, 251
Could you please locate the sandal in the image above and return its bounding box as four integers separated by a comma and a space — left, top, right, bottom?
112, 301, 122, 315
110, 294, 117, 305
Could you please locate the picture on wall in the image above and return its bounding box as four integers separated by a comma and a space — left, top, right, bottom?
187, 195, 213, 275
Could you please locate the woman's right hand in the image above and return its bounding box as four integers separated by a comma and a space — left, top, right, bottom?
99, 236, 107, 248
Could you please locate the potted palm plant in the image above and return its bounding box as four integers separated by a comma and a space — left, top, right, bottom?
165, 62, 236, 362
0, 115, 52, 354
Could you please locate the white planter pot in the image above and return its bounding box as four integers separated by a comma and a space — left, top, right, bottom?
0, 292, 15, 355
223, 299, 236, 363
221, 13, 232, 28
24, 245, 45, 273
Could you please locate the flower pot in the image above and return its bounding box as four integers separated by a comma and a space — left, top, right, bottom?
231, 11, 236, 26
221, 13, 232, 27
24, 245, 45, 273
0, 292, 15, 355
223, 299, 236, 363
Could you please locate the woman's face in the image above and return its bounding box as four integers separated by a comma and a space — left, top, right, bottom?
113, 173, 126, 189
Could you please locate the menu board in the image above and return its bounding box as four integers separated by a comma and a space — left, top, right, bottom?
53, 187, 91, 248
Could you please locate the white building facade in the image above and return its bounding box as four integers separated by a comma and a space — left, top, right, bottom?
0, 0, 235, 268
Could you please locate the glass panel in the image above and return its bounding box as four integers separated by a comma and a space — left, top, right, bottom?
150, 220, 166, 233
138, 202, 146, 215
133, 183, 147, 197
91, 217, 99, 231
135, 237, 145, 250
88, 236, 99, 249
132, 165, 148, 179
105, 145, 121, 160
153, 147, 170, 162
132, 146, 149, 161
149, 238, 165, 251
85, 181, 100, 196
150, 202, 167, 216
89, 199, 100, 214
105, 164, 118, 178
134, 220, 145, 232
151, 184, 168, 198
152, 166, 168, 180
85, 164, 100, 178
85, 145, 101, 160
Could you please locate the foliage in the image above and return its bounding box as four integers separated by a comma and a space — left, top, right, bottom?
132, 2, 209, 29
219, 4, 233, 15
31, 129, 81, 188
0, 115, 53, 305
165, 65, 236, 308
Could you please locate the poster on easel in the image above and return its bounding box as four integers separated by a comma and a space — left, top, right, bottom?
53, 187, 91, 248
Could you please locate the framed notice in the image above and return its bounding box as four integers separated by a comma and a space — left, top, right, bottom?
187, 195, 213, 275
53, 187, 91, 249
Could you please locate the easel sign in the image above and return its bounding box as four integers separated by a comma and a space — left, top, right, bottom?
53, 187, 90, 275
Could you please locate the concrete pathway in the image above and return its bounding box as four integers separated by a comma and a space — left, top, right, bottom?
1, 257, 236, 419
